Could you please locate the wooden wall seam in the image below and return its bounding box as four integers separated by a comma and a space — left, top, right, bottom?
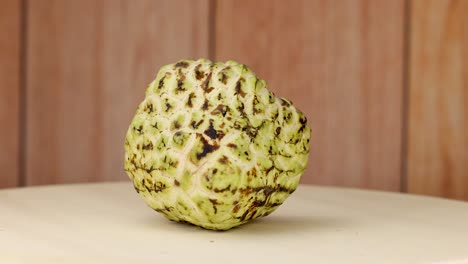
400, 0, 412, 193
18, 0, 28, 187
0, 0, 21, 188
208, 0, 217, 60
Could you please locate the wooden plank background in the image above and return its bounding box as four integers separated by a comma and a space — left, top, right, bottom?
215, 0, 404, 190
0, 0, 467, 200
408, 0, 468, 200
0, 0, 21, 188
25, 0, 210, 185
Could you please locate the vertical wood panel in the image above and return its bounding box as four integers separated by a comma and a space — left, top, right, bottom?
215, 0, 405, 190
0, 0, 20, 188
26, 0, 210, 185
408, 0, 468, 200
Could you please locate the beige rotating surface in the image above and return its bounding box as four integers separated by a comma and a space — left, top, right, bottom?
1, 182, 468, 264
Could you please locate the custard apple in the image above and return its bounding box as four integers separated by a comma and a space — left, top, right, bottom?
124, 59, 311, 230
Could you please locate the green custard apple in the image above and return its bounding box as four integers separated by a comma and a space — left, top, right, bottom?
124, 59, 311, 230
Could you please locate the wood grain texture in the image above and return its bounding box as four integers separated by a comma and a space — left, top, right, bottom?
26, 0, 210, 185
0, 0, 20, 188
216, 0, 404, 190
408, 0, 468, 200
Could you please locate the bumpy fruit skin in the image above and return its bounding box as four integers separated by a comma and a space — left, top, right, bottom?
124, 59, 311, 230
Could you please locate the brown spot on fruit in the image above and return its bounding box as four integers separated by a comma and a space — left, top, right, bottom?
263, 186, 275, 198
204, 120, 224, 140
214, 184, 231, 193
232, 203, 240, 213
298, 115, 308, 133
196, 135, 219, 160
175, 61, 189, 68
227, 143, 237, 149
250, 167, 257, 177
218, 155, 229, 164
202, 72, 212, 92
144, 103, 153, 113
235, 79, 247, 97
195, 64, 204, 80
153, 182, 166, 193
232, 122, 242, 131
135, 125, 143, 134
275, 127, 281, 136
253, 199, 265, 207
142, 142, 153, 150
202, 99, 209, 110
243, 125, 257, 138
211, 104, 229, 117
248, 210, 258, 220
208, 198, 219, 205
206, 86, 215, 93
299, 115, 307, 124
280, 98, 291, 106
273, 111, 279, 119
174, 179, 180, 186
209, 199, 219, 213
240, 210, 250, 221
239, 188, 253, 196
252, 95, 260, 110
165, 103, 172, 112
191, 119, 204, 129
176, 68, 187, 93
187, 92, 195, 107
220, 72, 228, 84
172, 120, 181, 130
158, 76, 166, 89
204, 121, 217, 139
176, 80, 184, 92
